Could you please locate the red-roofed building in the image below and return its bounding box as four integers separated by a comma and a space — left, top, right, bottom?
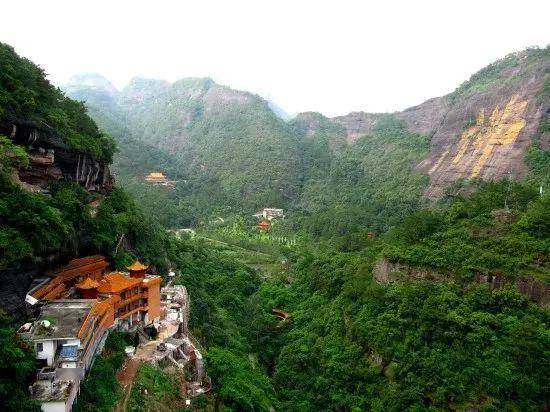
20, 257, 163, 411
96, 262, 162, 330
257, 219, 271, 232
76, 277, 100, 299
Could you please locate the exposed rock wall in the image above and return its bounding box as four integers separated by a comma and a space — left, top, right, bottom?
332, 112, 381, 142
300, 50, 549, 198
374, 258, 550, 308
414, 64, 548, 197
1, 120, 112, 192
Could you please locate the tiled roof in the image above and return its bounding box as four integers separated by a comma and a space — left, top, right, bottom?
97, 272, 142, 293
76, 277, 100, 289
126, 260, 149, 271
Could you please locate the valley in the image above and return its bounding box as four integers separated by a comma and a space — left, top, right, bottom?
0, 40, 548, 412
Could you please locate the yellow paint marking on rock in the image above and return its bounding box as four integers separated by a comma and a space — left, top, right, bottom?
429, 150, 449, 174
448, 95, 528, 178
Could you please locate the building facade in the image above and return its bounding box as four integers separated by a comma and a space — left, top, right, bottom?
19, 257, 162, 411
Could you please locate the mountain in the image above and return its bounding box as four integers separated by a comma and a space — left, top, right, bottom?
2, 40, 549, 412
64, 48, 549, 237
295, 48, 550, 197
66, 75, 304, 215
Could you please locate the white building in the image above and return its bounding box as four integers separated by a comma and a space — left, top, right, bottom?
19, 300, 110, 412
253, 208, 284, 221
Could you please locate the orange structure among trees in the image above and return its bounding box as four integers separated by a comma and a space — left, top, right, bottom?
28, 257, 162, 330
257, 219, 271, 232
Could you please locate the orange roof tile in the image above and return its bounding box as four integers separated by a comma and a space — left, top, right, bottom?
76, 277, 100, 289
97, 272, 142, 294
43, 283, 68, 301
147, 172, 165, 178
126, 260, 149, 271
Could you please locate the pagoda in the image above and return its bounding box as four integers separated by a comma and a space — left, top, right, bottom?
76, 277, 100, 299
127, 260, 149, 278
145, 172, 171, 186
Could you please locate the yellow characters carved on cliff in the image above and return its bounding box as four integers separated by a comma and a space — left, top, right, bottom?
428, 95, 528, 179
449, 94, 528, 178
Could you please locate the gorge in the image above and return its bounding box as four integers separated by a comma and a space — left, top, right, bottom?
0, 41, 548, 412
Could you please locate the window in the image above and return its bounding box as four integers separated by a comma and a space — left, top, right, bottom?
36, 342, 43, 352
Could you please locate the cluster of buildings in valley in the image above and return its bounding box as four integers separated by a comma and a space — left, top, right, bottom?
18, 255, 206, 412
254, 208, 284, 232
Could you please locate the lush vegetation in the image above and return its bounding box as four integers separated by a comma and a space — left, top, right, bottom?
168, 238, 277, 409
0, 169, 173, 273
293, 114, 429, 246
383, 182, 550, 281
0, 315, 39, 411
451, 46, 549, 98
0, 43, 115, 160
75, 332, 133, 412
265, 264, 549, 411
2, 41, 549, 412
127, 363, 181, 411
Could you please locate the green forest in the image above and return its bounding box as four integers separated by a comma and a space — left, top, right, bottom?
0, 41, 548, 412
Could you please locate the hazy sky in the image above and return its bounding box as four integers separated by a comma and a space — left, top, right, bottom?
1, 0, 548, 116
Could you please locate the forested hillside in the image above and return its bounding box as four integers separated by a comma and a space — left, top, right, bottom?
0, 42, 278, 411
66, 47, 549, 238
2, 40, 548, 412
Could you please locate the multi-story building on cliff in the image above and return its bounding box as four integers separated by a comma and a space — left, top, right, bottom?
18, 299, 115, 412
19, 257, 162, 412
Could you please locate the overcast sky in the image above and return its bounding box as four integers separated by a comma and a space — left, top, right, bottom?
1, 0, 548, 116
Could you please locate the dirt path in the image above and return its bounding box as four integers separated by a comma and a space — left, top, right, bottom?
113, 323, 180, 411
114, 357, 141, 412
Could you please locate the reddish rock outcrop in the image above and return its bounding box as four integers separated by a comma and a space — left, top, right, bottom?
299, 49, 550, 198
1, 120, 113, 193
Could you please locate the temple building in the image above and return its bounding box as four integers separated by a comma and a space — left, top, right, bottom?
19, 257, 162, 412
257, 219, 271, 232
28, 255, 109, 302
95, 261, 162, 329
144, 172, 175, 187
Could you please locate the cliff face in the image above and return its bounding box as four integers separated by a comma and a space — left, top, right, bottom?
298, 48, 550, 197
65, 48, 549, 213
374, 258, 550, 308
413, 50, 549, 197
0, 120, 112, 193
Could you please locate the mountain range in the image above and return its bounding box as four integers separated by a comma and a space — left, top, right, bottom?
67, 48, 548, 192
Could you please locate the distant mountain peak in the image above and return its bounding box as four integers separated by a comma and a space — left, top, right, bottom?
66, 73, 119, 97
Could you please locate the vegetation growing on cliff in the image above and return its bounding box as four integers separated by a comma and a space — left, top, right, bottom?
0, 43, 115, 160
383, 182, 550, 280
74, 332, 133, 412
266, 266, 549, 411
2, 40, 549, 412
0, 315, 39, 411
451, 46, 550, 98
294, 115, 429, 246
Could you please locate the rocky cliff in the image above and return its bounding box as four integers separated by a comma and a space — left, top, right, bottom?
297, 47, 550, 197
0, 120, 112, 193
374, 258, 550, 308
0, 42, 117, 318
